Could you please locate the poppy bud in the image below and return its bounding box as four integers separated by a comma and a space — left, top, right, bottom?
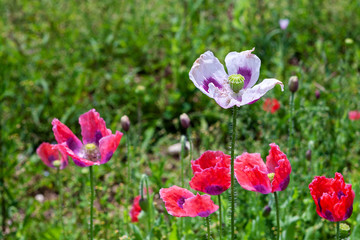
315, 90, 320, 99
340, 223, 350, 238
306, 150, 311, 161
121, 115, 130, 132
180, 113, 190, 129
263, 205, 271, 217
289, 76, 298, 93
139, 197, 148, 212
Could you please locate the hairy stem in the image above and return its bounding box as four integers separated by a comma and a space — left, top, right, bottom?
57, 168, 65, 239
218, 194, 222, 240
230, 106, 237, 240
206, 216, 211, 240
336, 222, 339, 240
274, 192, 280, 240
89, 166, 94, 240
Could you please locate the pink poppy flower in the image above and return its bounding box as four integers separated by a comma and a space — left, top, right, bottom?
309, 173, 355, 222
279, 19, 290, 30
263, 98, 280, 114
189, 49, 283, 109
189, 151, 231, 195
130, 196, 142, 222
234, 143, 291, 194
159, 185, 218, 218
36, 142, 68, 169
52, 109, 123, 167
349, 111, 360, 121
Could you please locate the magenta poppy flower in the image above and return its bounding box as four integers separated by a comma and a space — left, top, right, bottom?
52, 109, 123, 167
130, 196, 142, 222
36, 143, 68, 169
189, 151, 231, 195
309, 173, 355, 222
159, 185, 218, 218
349, 111, 360, 121
234, 143, 291, 194
189, 49, 283, 109
279, 19, 290, 30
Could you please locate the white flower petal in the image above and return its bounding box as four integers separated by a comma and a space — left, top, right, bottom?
225, 48, 261, 90
189, 51, 228, 99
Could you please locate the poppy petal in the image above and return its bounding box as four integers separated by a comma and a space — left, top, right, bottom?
79, 109, 112, 145
36, 143, 68, 169
52, 119, 83, 153
189, 167, 231, 195
99, 131, 123, 164
191, 150, 230, 173
130, 196, 142, 222
159, 186, 195, 217
183, 193, 219, 217
57, 143, 97, 167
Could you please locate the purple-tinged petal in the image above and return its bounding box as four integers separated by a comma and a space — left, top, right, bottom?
36, 143, 68, 169
57, 143, 97, 167
279, 19, 290, 30
237, 78, 284, 106
99, 131, 123, 164
224, 48, 261, 89
189, 51, 228, 98
52, 119, 83, 153
79, 109, 112, 145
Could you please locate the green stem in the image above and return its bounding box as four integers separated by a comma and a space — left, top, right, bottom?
336, 222, 340, 240
218, 195, 222, 240
206, 216, 211, 240
230, 106, 237, 240
57, 167, 65, 239
187, 128, 193, 162
89, 166, 94, 240
180, 135, 186, 188
124, 132, 131, 236
274, 192, 280, 240
288, 92, 295, 156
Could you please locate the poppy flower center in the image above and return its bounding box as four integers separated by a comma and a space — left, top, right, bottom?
83, 143, 100, 161
228, 74, 245, 93
52, 160, 61, 168
267, 173, 275, 182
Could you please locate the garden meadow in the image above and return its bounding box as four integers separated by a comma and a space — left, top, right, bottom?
1, 0, 360, 240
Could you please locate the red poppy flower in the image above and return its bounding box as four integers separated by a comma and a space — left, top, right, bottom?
263, 98, 280, 114
234, 143, 291, 194
52, 109, 123, 167
349, 111, 360, 121
159, 185, 218, 218
309, 173, 355, 222
189, 151, 231, 195
130, 196, 142, 222
36, 143, 68, 169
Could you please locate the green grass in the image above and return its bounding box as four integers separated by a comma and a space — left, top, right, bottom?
1, 0, 360, 239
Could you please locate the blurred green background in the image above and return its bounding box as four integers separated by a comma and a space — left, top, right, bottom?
1, 0, 360, 239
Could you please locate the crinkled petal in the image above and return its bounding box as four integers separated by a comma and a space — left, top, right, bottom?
234, 153, 271, 194
237, 78, 284, 106
189, 51, 228, 98
159, 186, 195, 217
99, 131, 123, 164
57, 143, 97, 167
36, 143, 68, 169
79, 109, 112, 145
189, 167, 231, 195
183, 193, 219, 217
191, 150, 230, 173
52, 119, 83, 153
225, 48, 261, 89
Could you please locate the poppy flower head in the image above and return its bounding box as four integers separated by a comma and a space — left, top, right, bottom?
52, 109, 123, 167
234, 143, 291, 194
191, 150, 230, 174
349, 111, 360, 121
189, 49, 283, 109
263, 98, 280, 114
36, 143, 68, 169
309, 173, 355, 222
130, 196, 142, 222
279, 19, 290, 30
160, 186, 218, 218
189, 167, 231, 195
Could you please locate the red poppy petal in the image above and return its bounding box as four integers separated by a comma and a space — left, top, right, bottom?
79, 109, 112, 145
37, 143, 68, 169
99, 131, 123, 164
271, 99, 280, 113
159, 186, 195, 217
57, 143, 96, 167
183, 193, 219, 217
234, 153, 271, 194
189, 167, 231, 195
271, 158, 291, 192
130, 196, 142, 222
266, 143, 289, 173
191, 151, 230, 173
52, 119, 83, 153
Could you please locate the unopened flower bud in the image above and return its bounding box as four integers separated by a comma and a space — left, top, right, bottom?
289, 76, 299, 93
315, 90, 320, 99
52, 160, 61, 168
228, 74, 245, 93
121, 115, 130, 132
340, 223, 350, 238
345, 38, 354, 45
180, 113, 190, 129
263, 205, 271, 217
139, 197, 148, 212
306, 150, 312, 161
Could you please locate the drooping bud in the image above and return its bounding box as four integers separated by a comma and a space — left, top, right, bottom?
180, 113, 190, 129
228, 74, 245, 93
306, 150, 312, 161
52, 160, 61, 168
267, 173, 275, 182
315, 90, 320, 99
289, 76, 299, 93
340, 223, 350, 238
139, 198, 148, 212
121, 115, 131, 132
263, 205, 272, 217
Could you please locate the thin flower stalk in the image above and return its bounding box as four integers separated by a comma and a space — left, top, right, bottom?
230, 106, 237, 240
89, 166, 94, 240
